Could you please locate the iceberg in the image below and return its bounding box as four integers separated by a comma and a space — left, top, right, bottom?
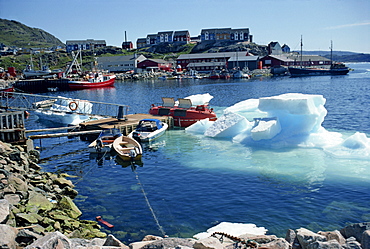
193, 222, 267, 240
186, 93, 370, 159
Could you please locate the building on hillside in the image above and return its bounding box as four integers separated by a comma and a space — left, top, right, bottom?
122, 41, 133, 50
282, 44, 290, 53
200, 28, 252, 42
146, 34, 157, 46
173, 31, 190, 44
66, 39, 106, 53
97, 54, 146, 73
177, 52, 259, 73
137, 59, 173, 72
157, 31, 174, 43
260, 54, 331, 68
136, 38, 147, 49
268, 42, 282, 55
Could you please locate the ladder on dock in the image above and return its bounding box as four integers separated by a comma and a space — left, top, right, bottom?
0, 92, 129, 119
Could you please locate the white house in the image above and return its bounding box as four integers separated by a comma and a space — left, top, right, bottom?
97, 54, 147, 73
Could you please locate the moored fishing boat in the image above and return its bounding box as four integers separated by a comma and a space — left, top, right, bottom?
67, 73, 116, 90
128, 119, 168, 142
149, 94, 217, 127
113, 136, 143, 161
288, 38, 349, 77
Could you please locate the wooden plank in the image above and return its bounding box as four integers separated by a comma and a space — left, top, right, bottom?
28, 129, 102, 139
26, 126, 79, 133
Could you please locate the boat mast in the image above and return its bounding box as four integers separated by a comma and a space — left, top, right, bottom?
330, 40, 333, 67
300, 35, 303, 68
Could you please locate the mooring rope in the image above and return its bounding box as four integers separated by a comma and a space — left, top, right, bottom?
132, 165, 166, 237
74, 149, 109, 185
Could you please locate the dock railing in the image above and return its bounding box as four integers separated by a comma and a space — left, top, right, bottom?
0, 92, 129, 119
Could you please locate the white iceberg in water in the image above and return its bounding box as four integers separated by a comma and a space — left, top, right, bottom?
193, 222, 267, 240
186, 93, 370, 159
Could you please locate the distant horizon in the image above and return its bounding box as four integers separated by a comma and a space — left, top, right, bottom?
1, 0, 369, 54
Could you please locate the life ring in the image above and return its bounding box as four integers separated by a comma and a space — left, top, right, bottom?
69, 101, 78, 111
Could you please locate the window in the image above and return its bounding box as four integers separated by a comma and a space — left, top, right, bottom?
205, 32, 209, 40
240, 32, 243, 40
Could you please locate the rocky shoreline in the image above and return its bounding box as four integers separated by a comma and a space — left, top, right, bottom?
0, 140, 369, 249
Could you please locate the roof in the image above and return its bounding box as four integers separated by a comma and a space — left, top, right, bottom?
97, 55, 146, 63
187, 62, 225, 67
174, 30, 189, 36
264, 54, 331, 62
178, 52, 255, 60
228, 55, 259, 62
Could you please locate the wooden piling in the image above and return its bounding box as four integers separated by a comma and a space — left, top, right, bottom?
0, 111, 26, 143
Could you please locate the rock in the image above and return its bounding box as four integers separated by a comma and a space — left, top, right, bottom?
25, 231, 72, 249
142, 235, 163, 241
318, 230, 346, 245
259, 238, 291, 249
57, 196, 82, 219
306, 240, 342, 249
362, 230, 370, 249
193, 237, 223, 249
16, 213, 43, 225
340, 222, 370, 242
0, 198, 10, 223
61, 186, 78, 198
26, 191, 54, 212
0, 224, 18, 249
15, 229, 42, 246
345, 237, 362, 249
103, 234, 129, 248
4, 193, 21, 205
296, 228, 327, 249
141, 238, 196, 249
8, 174, 28, 192
130, 241, 157, 249
0, 141, 13, 154
53, 177, 74, 189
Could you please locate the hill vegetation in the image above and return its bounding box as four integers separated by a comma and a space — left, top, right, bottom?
0, 18, 64, 48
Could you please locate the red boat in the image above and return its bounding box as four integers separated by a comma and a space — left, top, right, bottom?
68, 73, 116, 90
149, 97, 217, 127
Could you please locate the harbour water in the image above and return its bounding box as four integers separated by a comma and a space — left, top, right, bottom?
26, 63, 370, 242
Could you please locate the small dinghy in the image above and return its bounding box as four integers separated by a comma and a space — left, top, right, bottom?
113, 136, 143, 161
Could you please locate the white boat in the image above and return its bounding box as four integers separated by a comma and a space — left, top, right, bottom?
88, 128, 122, 153
23, 56, 52, 79
128, 119, 168, 142
34, 97, 101, 125
113, 136, 143, 162
233, 70, 250, 79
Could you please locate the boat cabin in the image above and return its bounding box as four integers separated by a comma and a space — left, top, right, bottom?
136, 119, 163, 132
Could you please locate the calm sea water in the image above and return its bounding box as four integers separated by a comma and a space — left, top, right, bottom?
27, 63, 370, 242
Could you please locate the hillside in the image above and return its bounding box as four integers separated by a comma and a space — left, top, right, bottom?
0, 18, 64, 48
296, 50, 370, 62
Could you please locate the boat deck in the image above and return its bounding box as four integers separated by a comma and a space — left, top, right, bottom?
79, 113, 173, 136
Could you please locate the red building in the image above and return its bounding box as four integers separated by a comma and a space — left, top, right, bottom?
137, 59, 173, 72
122, 41, 133, 50
260, 54, 332, 68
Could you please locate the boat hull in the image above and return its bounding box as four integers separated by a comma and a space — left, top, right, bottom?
129, 122, 168, 142
288, 67, 349, 77
149, 107, 217, 127
113, 136, 143, 161
68, 75, 115, 90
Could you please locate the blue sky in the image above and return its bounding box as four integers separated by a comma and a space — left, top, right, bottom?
1, 0, 369, 53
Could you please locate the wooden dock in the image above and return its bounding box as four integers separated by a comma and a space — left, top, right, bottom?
78, 114, 174, 139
